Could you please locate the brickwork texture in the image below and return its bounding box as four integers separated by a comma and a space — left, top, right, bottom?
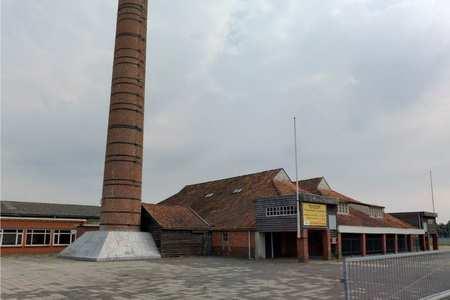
101, 0, 148, 230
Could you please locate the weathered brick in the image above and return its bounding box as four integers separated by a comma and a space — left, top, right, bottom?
101, 0, 148, 230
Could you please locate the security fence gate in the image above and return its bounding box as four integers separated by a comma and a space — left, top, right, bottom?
342, 250, 450, 300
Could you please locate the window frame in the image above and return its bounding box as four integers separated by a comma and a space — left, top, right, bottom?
337, 203, 349, 215
369, 207, 383, 218
26, 229, 52, 247
266, 205, 297, 217
222, 232, 229, 242
0, 229, 24, 247
53, 230, 77, 246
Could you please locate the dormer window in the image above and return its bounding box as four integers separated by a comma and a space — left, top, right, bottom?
369, 207, 383, 218
338, 203, 349, 215
232, 188, 242, 194
205, 193, 214, 198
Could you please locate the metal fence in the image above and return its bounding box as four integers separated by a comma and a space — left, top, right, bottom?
342, 250, 450, 300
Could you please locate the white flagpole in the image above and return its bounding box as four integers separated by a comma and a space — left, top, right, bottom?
294, 116, 301, 239
429, 169, 435, 213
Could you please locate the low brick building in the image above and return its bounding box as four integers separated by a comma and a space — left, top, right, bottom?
0, 201, 100, 255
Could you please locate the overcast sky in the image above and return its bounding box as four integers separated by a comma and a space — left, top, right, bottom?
2, 0, 450, 222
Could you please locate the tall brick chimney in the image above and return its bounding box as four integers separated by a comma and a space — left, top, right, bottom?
60, 0, 161, 260
100, 0, 148, 231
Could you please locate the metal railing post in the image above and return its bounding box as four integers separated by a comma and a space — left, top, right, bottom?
343, 257, 350, 300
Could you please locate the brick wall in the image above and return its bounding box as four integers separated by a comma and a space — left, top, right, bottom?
211, 231, 255, 258
1, 219, 84, 230
1, 245, 66, 255
0, 218, 94, 255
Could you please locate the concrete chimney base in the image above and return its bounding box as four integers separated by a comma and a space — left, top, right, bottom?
59, 231, 161, 261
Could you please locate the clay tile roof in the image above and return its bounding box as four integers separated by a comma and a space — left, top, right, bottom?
383, 213, 415, 228
297, 178, 384, 208
318, 189, 362, 205
159, 169, 285, 230
320, 189, 385, 207
337, 208, 414, 229
298, 177, 324, 193
142, 203, 209, 230
272, 179, 309, 195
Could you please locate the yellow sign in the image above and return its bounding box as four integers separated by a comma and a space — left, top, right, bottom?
302, 203, 327, 227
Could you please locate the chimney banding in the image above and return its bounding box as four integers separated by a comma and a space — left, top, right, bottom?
100, 0, 148, 231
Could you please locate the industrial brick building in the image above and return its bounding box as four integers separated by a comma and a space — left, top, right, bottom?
0, 201, 99, 255
158, 168, 438, 260
1, 168, 439, 259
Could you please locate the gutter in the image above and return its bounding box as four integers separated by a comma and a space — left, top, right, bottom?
0, 216, 87, 222
338, 225, 425, 235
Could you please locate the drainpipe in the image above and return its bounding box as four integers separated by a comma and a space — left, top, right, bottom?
248, 231, 251, 260
271, 232, 274, 259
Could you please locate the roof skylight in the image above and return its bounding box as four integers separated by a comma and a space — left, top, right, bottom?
205, 193, 214, 198
232, 188, 243, 194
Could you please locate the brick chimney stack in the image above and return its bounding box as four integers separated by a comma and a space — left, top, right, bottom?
60, 0, 160, 260
100, 0, 148, 231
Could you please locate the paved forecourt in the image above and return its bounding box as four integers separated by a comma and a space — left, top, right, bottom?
1, 255, 343, 299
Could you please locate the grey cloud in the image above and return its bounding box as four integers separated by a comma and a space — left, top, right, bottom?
2, 0, 450, 222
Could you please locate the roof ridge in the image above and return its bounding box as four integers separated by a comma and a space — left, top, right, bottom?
1, 200, 99, 208
326, 189, 385, 207
298, 177, 324, 182
183, 168, 283, 187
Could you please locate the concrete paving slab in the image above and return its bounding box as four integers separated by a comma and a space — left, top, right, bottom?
1, 255, 344, 299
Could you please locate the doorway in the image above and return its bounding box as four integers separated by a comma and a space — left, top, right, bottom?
264, 232, 297, 258
308, 230, 324, 258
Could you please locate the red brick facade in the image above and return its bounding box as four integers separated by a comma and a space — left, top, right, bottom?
0, 218, 97, 255
211, 231, 255, 258
297, 230, 309, 262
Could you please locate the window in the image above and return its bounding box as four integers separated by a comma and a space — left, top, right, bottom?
26, 229, 51, 246
366, 234, 383, 255
53, 230, 76, 245
222, 232, 228, 242
341, 233, 361, 256
0, 229, 24, 247
266, 205, 296, 217
398, 235, 408, 252
369, 207, 383, 218
338, 203, 349, 215
205, 193, 214, 198
232, 188, 242, 194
